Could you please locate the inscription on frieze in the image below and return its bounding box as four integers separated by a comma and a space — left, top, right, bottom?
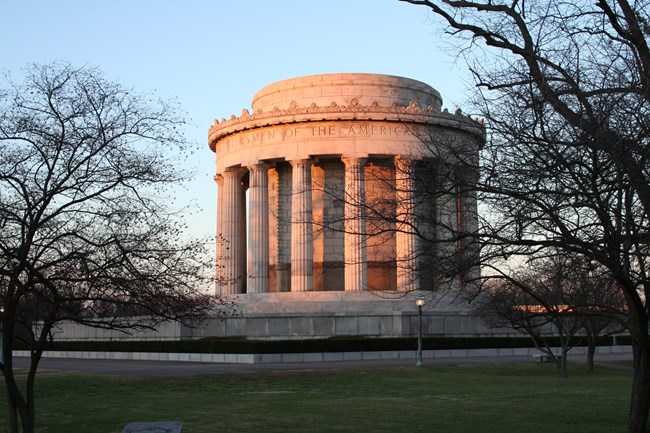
218, 122, 421, 153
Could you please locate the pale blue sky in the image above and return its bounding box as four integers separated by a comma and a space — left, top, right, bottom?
1, 1, 473, 240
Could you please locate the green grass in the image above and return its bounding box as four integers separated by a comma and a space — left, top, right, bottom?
1, 363, 631, 433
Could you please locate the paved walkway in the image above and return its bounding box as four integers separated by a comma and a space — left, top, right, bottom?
11, 352, 633, 377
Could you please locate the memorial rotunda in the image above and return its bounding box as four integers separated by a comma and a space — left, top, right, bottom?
208, 74, 484, 338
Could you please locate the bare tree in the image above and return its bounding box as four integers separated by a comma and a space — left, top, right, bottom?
0, 62, 232, 433
479, 275, 580, 379
477, 253, 627, 378
572, 262, 628, 372
399, 1, 650, 431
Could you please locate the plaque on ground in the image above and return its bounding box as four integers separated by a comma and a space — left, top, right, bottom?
122, 421, 182, 433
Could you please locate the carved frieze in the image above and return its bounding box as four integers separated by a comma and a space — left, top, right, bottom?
209, 98, 484, 151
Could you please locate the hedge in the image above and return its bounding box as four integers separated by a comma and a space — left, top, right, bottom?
13, 335, 632, 354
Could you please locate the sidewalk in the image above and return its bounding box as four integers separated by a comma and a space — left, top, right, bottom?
12, 344, 633, 365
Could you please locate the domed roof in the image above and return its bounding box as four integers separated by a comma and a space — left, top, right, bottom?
251, 73, 442, 113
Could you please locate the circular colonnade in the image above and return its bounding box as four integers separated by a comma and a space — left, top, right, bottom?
209, 73, 483, 298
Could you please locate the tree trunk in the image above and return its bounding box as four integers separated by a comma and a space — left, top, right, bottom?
8, 398, 19, 433
628, 339, 650, 433
587, 336, 596, 373
4, 374, 34, 433
3, 318, 37, 433
558, 345, 569, 379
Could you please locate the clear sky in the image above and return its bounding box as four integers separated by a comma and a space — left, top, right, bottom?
1, 0, 473, 241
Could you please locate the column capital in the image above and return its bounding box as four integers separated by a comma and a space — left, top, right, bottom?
222, 166, 247, 178
247, 161, 270, 172
214, 174, 223, 185
289, 158, 312, 168
394, 156, 417, 182
394, 155, 417, 167
341, 156, 368, 166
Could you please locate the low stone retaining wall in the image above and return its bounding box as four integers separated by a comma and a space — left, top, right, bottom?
13, 345, 632, 364
47, 312, 519, 341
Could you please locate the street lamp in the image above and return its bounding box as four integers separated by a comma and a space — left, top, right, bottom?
415, 295, 425, 367
0, 303, 4, 365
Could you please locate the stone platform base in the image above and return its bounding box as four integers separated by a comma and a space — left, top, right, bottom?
48, 291, 511, 341
182, 290, 504, 340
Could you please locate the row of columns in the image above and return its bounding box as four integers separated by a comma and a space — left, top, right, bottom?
215, 156, 418, 295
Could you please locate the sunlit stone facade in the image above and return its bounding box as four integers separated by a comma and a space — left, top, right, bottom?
209, 73, 483, 299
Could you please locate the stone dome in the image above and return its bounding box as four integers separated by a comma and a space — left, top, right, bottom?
251, 73, 442, 113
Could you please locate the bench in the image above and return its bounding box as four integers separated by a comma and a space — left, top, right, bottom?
532, 353, 562, 363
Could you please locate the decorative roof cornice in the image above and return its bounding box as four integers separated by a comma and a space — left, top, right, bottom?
208, 99, 484, 150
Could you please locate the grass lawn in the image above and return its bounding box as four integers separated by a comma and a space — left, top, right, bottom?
1, 362, 631, 433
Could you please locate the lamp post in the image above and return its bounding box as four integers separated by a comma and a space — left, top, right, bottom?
0, 303, 4, 365
415, 295, 425, 367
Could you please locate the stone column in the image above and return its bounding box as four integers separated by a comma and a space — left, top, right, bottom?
239, 181, 248, 293
290, 158, 313, 292
247, 163, 269, 293
219, 168, 246, 295
342, 157, 368, 291
214, 174, 224, 296
395, 156, 418, 292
